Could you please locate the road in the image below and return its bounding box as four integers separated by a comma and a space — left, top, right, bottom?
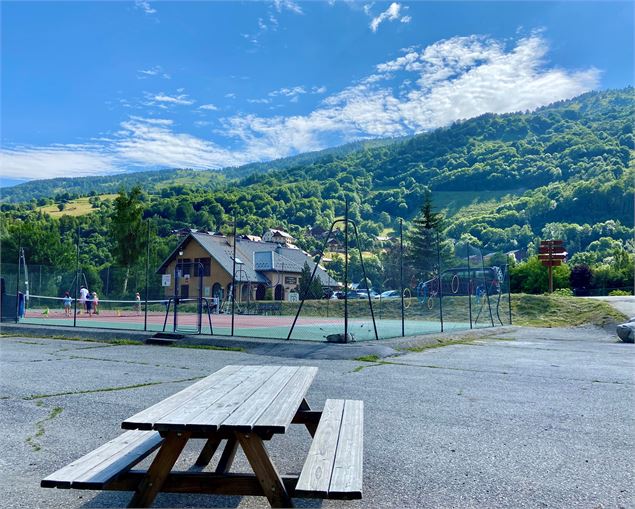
0, 325, 633, 508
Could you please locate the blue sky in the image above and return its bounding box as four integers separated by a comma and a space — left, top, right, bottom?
1, 1, 633, 183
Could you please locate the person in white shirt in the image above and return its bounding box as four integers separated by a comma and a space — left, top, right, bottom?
79, 286, 89, 314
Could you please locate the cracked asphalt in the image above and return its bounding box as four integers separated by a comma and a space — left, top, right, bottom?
0, 325, 633, 508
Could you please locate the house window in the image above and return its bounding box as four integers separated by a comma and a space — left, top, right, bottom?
176, 258, 191, 276
194, 257, 211, 276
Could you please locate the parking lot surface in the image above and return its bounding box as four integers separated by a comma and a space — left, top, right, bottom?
1, 325, 632, 508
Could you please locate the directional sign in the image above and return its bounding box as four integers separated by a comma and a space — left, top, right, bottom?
539, 247, 567, 255
539, 239, 566, 293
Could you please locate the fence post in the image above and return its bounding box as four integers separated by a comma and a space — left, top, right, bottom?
344, 199, 349, 340
436, 230, 444, 332
466, 242, 472, 329
73, 226, 80, 327
231, 214, 236, 337
507, 262, 512, 324
400, 219, 404, 337
144, 220, 150, 332
15, 232, 21, 323
481, 253, 494, 327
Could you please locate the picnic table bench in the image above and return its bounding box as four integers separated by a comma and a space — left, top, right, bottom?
42, 365, 363, 507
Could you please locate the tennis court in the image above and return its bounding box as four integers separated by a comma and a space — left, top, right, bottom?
20, 293, 492, 341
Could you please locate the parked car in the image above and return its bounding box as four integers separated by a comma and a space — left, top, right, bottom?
356, 290, 379, 299
379, 290, 401, 299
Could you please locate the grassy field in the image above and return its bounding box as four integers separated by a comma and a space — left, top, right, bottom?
510, 294, 626, 327
433, 189, 523, 215
37, 194, 118, 218
224, 294, 626, 328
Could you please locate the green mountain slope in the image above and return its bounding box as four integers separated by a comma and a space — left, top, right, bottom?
1, 88, 633, 268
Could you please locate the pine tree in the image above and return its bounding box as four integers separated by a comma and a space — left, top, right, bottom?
297, 262, 324, 300
406, 189, 444, 281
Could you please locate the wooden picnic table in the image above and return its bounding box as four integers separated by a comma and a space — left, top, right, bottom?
42, 365, 363, 508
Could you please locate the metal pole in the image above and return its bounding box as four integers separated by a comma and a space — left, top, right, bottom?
507, 262, 512, 324
173, 263, 178, 333
436, 230, 444, 332
400, 219, 404, 337
351, 222, 378, 340
231, 215, 237, 336
73, 226, 80, 327
466, 242, 472, 329
15, 233, 21, 323
548, 243, 553, 293
344, 199, 349, 340
481, 254, 494, 327
286, 220, 339, 340
144, 220, 150, 332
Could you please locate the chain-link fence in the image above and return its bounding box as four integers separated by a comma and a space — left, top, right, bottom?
1, 216, 512, 341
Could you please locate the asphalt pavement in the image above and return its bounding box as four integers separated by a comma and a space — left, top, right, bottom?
0, 325, 633, 508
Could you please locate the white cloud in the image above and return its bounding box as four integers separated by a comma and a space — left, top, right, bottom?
137, 66, 170, 79
199, 104, 219, 111
269, 86, 306, 97
273, 0, 303, 14
150, 93, 194, 105
135, 0, 156, 15
369, 2, 409, 32
3, 34, 600, 180
0, 146, 119, 179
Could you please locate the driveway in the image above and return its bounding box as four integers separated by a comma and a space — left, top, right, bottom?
1, 326, 632, 508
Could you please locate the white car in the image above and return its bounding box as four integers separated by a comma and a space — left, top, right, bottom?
379, 290, 401, 299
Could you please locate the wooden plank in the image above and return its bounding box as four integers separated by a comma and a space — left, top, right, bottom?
220, 366, 300, 431
41, 430, 162, 489
107, 471, 299, 496
237, 432, 293, 508
295, 399, 344, 497
329, 400, 363, 499
153, 366, 268, 432
215, 437, 239, 473
122, 365, 243, 430
127, 431, 190, 508
253, 367, 318, 434
194, 437, 222, 467
183, 366, 282, 432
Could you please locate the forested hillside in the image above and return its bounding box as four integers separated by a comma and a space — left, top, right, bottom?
1, 88, 633, 294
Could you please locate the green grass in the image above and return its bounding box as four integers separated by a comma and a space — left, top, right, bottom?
511, 294, 626, 327
404, 338, 478, 352
169, 343, 244, 352
37, 194, 118, 218
355, 354, 381, 362
24, 376, 203, 400
26, 405, 64, 452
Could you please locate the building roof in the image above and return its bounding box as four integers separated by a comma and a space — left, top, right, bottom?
157, 232, 339, 287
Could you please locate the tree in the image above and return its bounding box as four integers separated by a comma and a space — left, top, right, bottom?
296, 262, 323, 300
110, 187, 145, 294
406, 189, 444, 280
570, 264, 593, 296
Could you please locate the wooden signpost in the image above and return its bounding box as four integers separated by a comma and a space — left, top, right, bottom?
538, 240, 567, 293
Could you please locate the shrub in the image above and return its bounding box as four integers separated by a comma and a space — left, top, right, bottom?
552, 288, 574, 296
608, 289, 632, 296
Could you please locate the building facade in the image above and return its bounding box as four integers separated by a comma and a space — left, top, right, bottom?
157, 232, 339, 304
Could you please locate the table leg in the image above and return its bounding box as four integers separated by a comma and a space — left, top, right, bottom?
195, 437, 222, 467
215, 437, 238, 473
237, 432, 293, 508
299, 399, 318, 438
128, 431, 190, 508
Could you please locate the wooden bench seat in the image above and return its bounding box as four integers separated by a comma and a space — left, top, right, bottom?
41, 430, 163, 490
295, 399, 363, 500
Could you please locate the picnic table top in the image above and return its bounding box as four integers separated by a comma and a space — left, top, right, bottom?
122, 365, 318, 434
